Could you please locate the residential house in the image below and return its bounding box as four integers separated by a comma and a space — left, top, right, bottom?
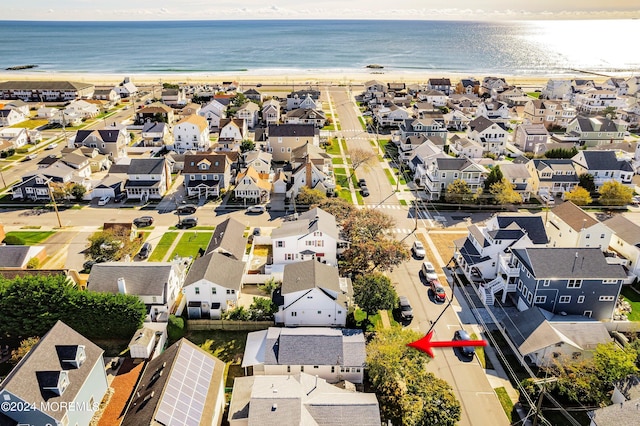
183, 153, 231, 198
113, 77, 138, 98
0, 80, 94, 101
448, 134, 484, 159
448, 94, 481, 116
161, 87, 187, 106
36, 106, 58, 119
284, 107, 327, 128
476, 100, 511, 122
87, 261, 187, 322
135, 103, 174, 125
273, 260, 352, 327
480, 77, 509, 98
204, 217, 248, 261
63, 146, 111, 172
124, 158, 172, 201
0, 321, 108, 426
73, 127, 129, 159
626, 76, 640, 96
92, 87, 121, 105
177, 102, 201, 118
242, 327, 366, 384
173, 114, 210, 153
498, 86, 530, 106
0, 107, 27, 126
443, 108, 472, 131
0, 127, 29, 149
242, 150, 272, 176
184, 252, 246, 319
466, 116, 508, 156
49, 108, 83, 127
455, 78, 480, 95
199, 99, 227, 130
236, 102, 260, 128
120, 338, 226, 426
541, 79, 573, 100
545, 201, 613, 249
234, 165, 271, 204
572, 150, 634, 189
286, 90, 321, 111
65, 99, 99, 119
502, 307, 612, 367
266, 124, 319, 162
565, 116, 626, 147
499, 246, 626, 320
574, 89, 622, 115
228, 373, 381, 426
243, 88, 262, 102
12, 163, 90, 201
427, 78, 452, 95
589, 395, 640, 426
399, 134, 445, 163
523, 99, 577, 129
141, 121, 171, 147
514, 124, 550, 153
3, 100, 29, 116
407, 140, 448, 179
58, 149, 92, 178
454, 213, 549, 288
603, 214, 640, 279
91, 175, 124, 201
285, 154, 336, 199
525, 158, 579, 197
262, 98, 281, 125
271, 207, 342, 266
398, 117, 448, 147
374, 104, 410, 128
0, 245, 47, 269
363, 80, 387, 100
499, 163, 533, 201
417, 89, 448, 106
602, 77, 628, 96
216, 118, 247, 152
290, 142, 332, 174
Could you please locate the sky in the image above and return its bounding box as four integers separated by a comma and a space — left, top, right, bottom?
2, 0, 639, 21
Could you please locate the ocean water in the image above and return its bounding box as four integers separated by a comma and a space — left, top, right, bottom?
0, 19, 639, 77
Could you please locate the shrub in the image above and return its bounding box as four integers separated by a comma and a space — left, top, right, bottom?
167, 315, 185, 342
26, 257, 40, 269
3, 235, 25, 245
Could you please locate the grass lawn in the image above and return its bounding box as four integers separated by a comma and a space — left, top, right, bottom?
336, 173, 350, 188
494, 387, 514, 423
186, 330, 248, 387
148, 232, 179, 262
470, 332, 488, 369
253, 245, 272, 257
5, 231, 55, 245
332, 157, 344, 165
10, 119, 49, 130
399, 199, 407, 206
325, 139, 341, 155
169, 232, 213, 259
620, 286, 640, 321
527, 92, 541, 99
353, 308, 399, 331
384, 168, 397, 186
358, 116, 366, 130
322, 124, 336, 131
338, 188, 353, 203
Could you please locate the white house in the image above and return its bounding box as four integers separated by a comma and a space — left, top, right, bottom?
571, 150, 634, 189
234, 165, 271, 204
173, 114, 210, 153
184, 252, 246, 319
199, 99, 227, 130
65, 100, 99, 119
274, 260, 352, 327
262, 98, 281, 125
545, 201, 613, 249
217, 118, 247, 152
374, 104, 410, 128
475, 100, 511, 122
113, 76, 138, 98
271, 207, 342, 266
542, 79, 573, 100
124, 158, 172, 201
466, 116, 508, 156
448, 134, 484, 159
236, 102, 260, 128
242, 327, 366, 384
604, 215, 640, 279
243, 150, 272, 176
87, 261, 187, 322
0, 108, 27, 126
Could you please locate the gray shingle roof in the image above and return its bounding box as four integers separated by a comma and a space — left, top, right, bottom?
281, 260, 343, 294
0, 80, 93, 91
75, 128, 123, 143
261, 327, 365, 367
0, 245, 32, 267
271, 207, 339, 241
87, 262, 174, 297
0, 321, 104, 422
184, 251, 245, 291
603, 215, 640, 245
511, 247, 627, 279
205, 217, 247, 260
128, 158, 166, 175
575, 150, 633, 172
268, 124, 317, 138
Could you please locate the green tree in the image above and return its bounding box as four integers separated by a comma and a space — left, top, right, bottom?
352, 273, 398, 318
296, 186, 327, 205
249, 297, 278, 320
258, 277, 280, 295
240, 139, 255, 153
69, 183, 86, 201
563, 186, 592, 206
225, 306, 250, 321
230, 93, 247, 108
444, 179, 473, 204
153, 112, 168, 123
167, 315, 185, 342
367, 327, 461, 425
579, 173, 596, 193
489, 178, 523, 205
602, 106, 617, 119
10, 337, 40, 365
599, 180, 633, 206
483, 166, 503, 191
87, 228, 141, 262
544, 147, 578, 159
592, 342, 638, 385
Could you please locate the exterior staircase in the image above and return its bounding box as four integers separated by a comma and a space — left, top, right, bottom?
478, 276, 505, 305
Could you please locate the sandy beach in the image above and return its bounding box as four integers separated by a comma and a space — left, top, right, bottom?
0, 69, 590, 89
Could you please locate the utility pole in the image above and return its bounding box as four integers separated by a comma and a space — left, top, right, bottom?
46, 180, 63, 228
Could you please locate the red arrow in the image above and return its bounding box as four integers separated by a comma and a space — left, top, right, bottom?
407, 331, 487, 358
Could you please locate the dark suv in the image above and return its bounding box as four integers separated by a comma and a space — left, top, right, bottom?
177, 204, 197, 214
177, 217, 198, 228
134, 216, 154, 227
138, 242, 152, 259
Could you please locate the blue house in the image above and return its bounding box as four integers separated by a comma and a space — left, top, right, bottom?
505, 247, 627, 320
0, 321, 108, 426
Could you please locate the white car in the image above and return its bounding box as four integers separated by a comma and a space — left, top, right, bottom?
45, 143, 58, 150
411, 241, 426, 259
97, 196, 111, 206
421, 262, 438, 281
246, 205, 266, 214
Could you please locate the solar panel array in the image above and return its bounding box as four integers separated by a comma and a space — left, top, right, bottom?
156, 343, 215, 426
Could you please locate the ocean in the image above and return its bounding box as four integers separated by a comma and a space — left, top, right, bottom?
0, 19, 639, 77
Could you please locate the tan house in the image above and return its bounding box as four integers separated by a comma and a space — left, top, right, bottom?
266, 124, 319, 162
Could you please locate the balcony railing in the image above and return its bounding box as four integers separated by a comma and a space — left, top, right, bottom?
498, 255, 519, 277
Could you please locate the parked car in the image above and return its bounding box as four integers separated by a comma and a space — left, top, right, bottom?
246, 205, 266, 214
45, 143, 58, 150
453, 329, 475, 357
253, 227, 261, 237
361, 185, 370, 197
412, 241, 426, 259
540, 192, 554, 204
177, 204, 197, 214
97, 196, 111, 206
138, 242, 152, 260
134, 216, 154, 227
421, 261, 438, 281
429, 280, 447, 303
177, 217, 198, 228
398, 296, 413, 321
358, 178, 367, 187
25, 153, 38, 161
114, 192, 127, 203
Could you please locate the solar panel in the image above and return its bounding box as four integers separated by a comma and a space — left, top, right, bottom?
155, 343, 217, 426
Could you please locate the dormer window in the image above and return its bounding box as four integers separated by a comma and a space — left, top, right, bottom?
37, 370, 69, 396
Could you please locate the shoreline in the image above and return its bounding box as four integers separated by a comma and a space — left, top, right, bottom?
0, 68, 629, 88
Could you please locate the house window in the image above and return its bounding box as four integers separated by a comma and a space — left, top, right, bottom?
313, 365, 319, 369
195, 287, 200, 295
285, 253, 294, 261
527, 292, 533, 303
227, 289, 235, 295
559, 296, 571, 303
567, 279, 582, 288
300, 366, 304, 372
331, 366, 335, 373
585, 234, 590, 239
534, 296, 546, 304
152, 296, 157, 303
599, 295, 615, 301
577, 295, 585, 303
287, 366, 291, 373
212, 288, 216, 295
602, 279, 618, 284
276, 241, 285, 248
584, 311, 592, 318
338, 310, 342, 314
517, 280, 523, 291
291, 312, 297, 317
542, 280, 550, 287
317, 311, 321, 314
600, 234, 605, 239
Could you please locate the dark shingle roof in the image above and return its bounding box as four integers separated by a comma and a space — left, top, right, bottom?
75, 128, 123, 143
468, 116, 498, 132
271, 207, 339, 241
511, 247, 627, 279
183, 153, 229, 175
268, 124, 317, 138
496, 216, 549, 245
184, 251, 245, 291
128, 158, 166, 175
575, 150, 633, 172
87, 262, 174, 297
205, 217, 247, 260
0, 80, 93, 91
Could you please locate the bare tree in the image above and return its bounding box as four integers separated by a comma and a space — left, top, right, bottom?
348, 147, 377, 179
